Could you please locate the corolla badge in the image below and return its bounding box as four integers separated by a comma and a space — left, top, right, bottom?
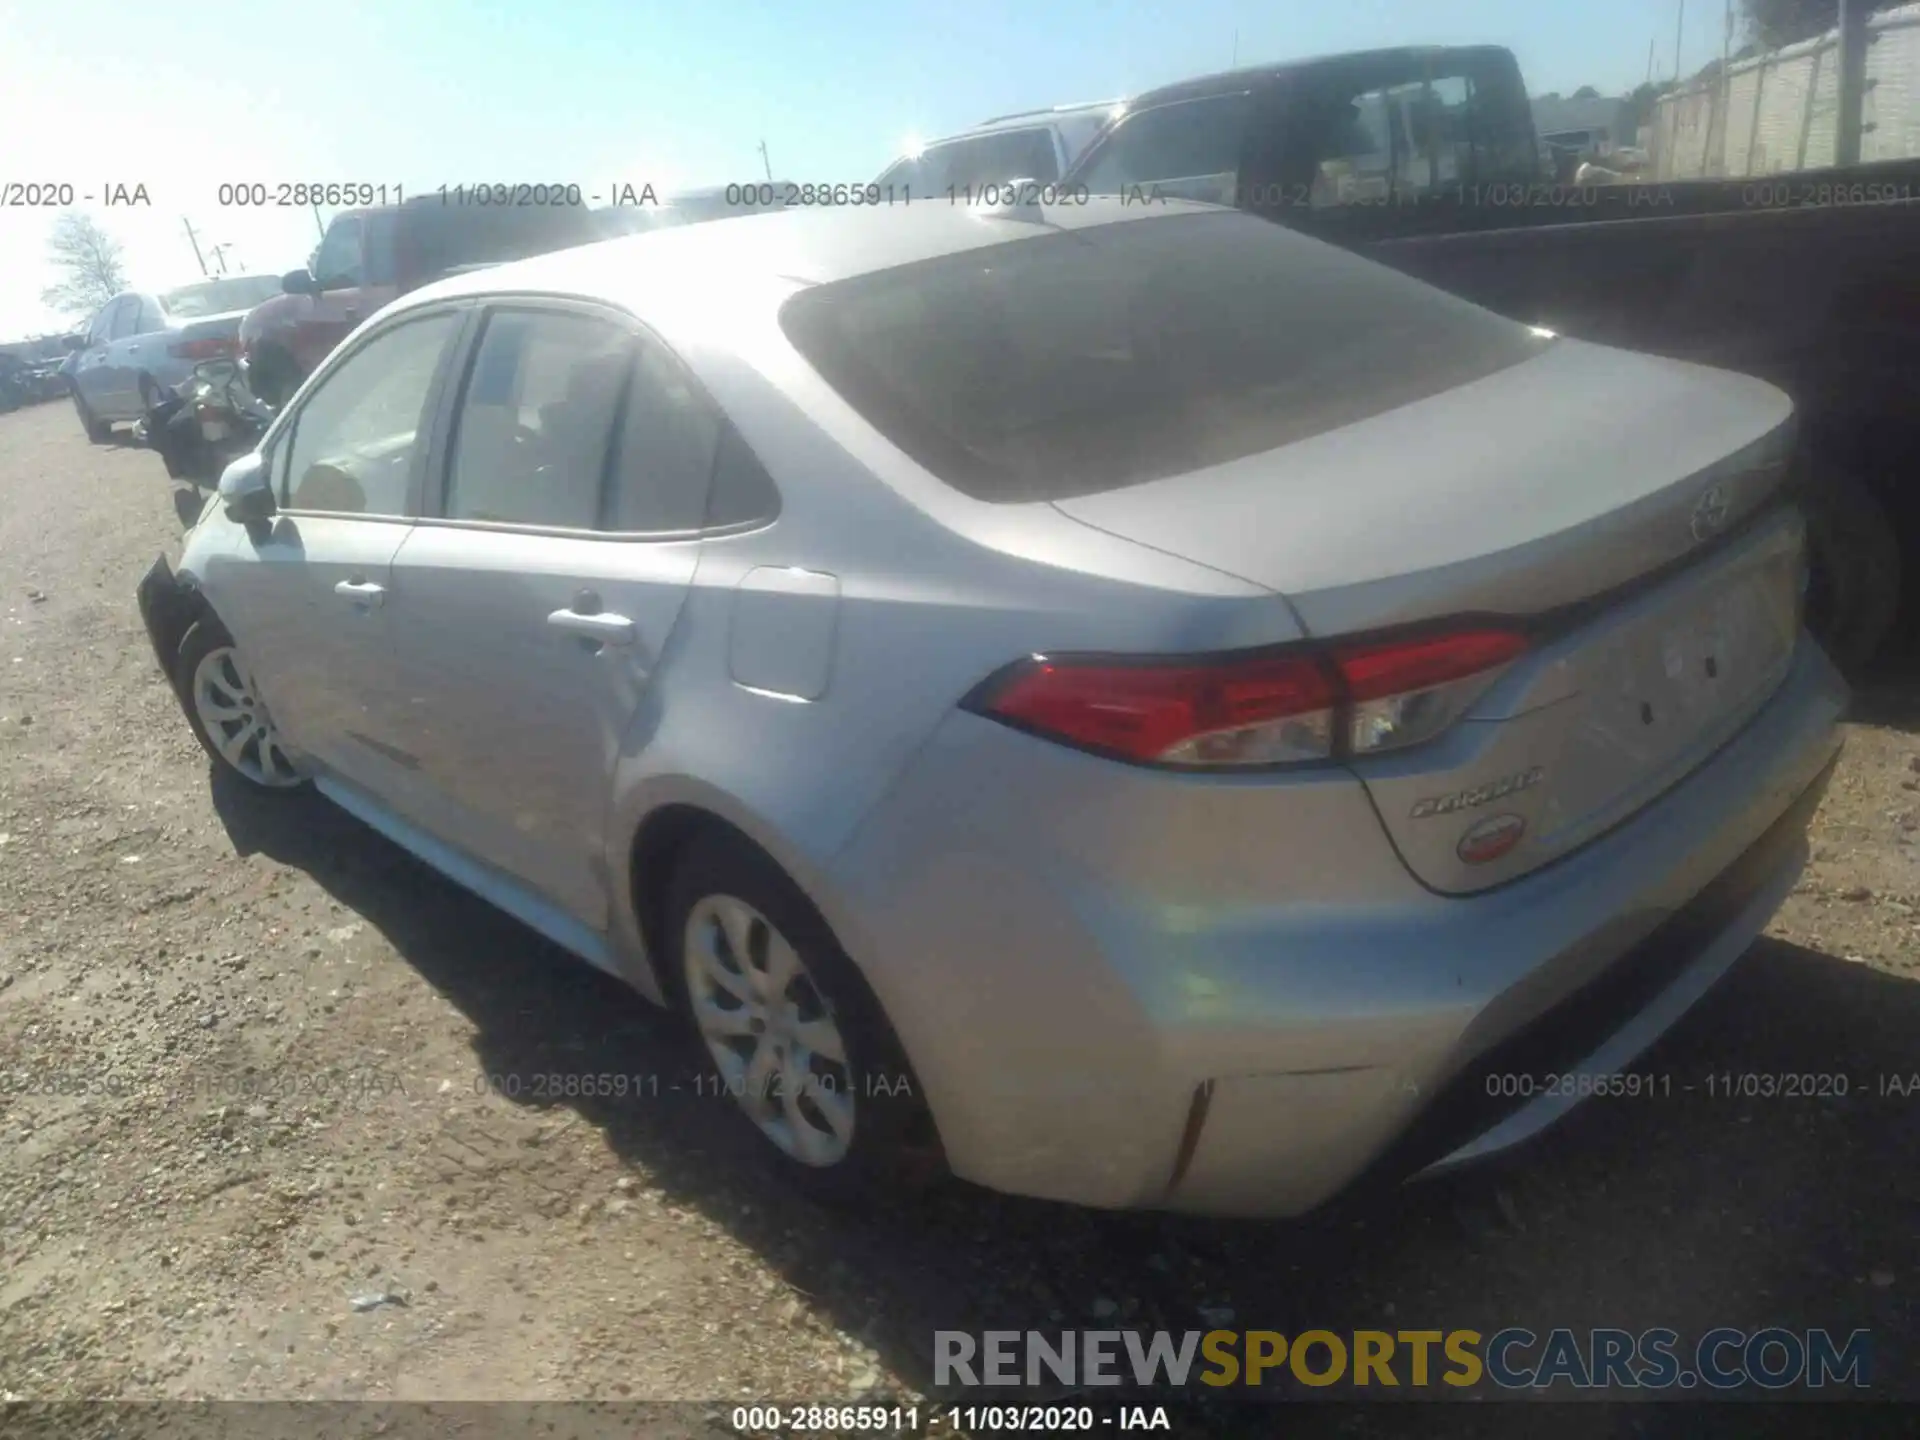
1690, 482, 1732, 542
1409, 765, 1545, 820
1458, 812, 1527, 865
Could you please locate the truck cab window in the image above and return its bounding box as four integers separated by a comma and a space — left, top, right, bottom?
313, 218, 365, 289
1076, 93, 1252, 206
1306, 72, 1478, 208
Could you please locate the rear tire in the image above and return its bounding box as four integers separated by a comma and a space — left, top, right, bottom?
174, 618, 306, 791
662, 829, 939, 1204
73, 390, 111, 444
1803, 465, 1902, 675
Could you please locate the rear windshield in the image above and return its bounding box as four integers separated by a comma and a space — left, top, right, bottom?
779, 210, 1551, 503
161, 275, 285, 318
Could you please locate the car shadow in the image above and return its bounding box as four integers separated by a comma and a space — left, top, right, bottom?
208, 770, 1920, 1418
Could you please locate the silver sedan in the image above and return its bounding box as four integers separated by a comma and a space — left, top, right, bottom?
136, 199, 1845, 1215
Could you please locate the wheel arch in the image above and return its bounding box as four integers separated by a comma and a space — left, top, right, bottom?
620, 786, 867, 1002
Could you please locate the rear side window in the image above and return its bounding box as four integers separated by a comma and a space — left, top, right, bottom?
445, 311, 633, 529
606, 339, 720, 532
780, 210, 1550, 503
1076, 94, 1253, 205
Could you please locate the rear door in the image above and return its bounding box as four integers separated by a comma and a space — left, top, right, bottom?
119, 294, 171, 408
203, 308, 467, 792
382, 302, 723, 927
72, 300, 120, 415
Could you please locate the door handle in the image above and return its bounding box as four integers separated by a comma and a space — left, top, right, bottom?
334, 579, 386, 607
547, 608, 635, 646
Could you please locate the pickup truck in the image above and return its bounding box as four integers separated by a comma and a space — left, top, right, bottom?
1062, 43, 1920, 671
238, 195, 603, 408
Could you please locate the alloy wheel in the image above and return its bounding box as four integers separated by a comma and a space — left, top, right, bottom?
190, 646, 302, 788
683, 894, 856, 1166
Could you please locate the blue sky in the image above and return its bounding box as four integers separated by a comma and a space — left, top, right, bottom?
2, 0, 1746, 338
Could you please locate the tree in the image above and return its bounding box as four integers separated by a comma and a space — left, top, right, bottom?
38, 212, 126, 319
1571, 84, 1602, 99
1738, 0, 1895, 48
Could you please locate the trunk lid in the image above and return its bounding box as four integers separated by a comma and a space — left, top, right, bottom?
1054, 339, 1804, 892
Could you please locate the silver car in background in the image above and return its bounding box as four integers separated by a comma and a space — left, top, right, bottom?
70, 274, 288, 440
136, 201, 1845, 1216
874, 100, 1123, 195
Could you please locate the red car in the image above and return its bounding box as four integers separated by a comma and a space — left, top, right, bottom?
238, 197, 603, 406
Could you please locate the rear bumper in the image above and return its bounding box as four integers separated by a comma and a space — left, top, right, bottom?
830, 635, 1847, 1216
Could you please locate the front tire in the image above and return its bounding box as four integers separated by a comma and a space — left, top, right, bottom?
174, 618, 306, 791
663, 830, 936, 1202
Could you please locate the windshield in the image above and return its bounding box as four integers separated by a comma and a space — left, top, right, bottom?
159, 274, 286, 318
780, 210, 1550, 503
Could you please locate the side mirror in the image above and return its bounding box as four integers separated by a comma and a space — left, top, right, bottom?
281, 269, 318, 296
220, 452, 276, 525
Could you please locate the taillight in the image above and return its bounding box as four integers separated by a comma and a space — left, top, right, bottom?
1332, 628, 1529, 756
170, 336, 236, 361
967, 626, 1527, 769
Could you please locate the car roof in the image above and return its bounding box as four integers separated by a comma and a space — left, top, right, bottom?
960, 99, 1125, 136
1123, 44, 1508, 107
394, 196, 1227, 315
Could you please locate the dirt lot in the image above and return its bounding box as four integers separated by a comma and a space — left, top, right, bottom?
0, 398, 1916, 1432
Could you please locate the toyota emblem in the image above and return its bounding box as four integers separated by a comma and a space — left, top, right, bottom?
1690, 482, 1731, 542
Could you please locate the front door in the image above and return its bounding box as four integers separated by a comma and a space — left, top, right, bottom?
204, 309, 467, 795
383, 304, 720, 928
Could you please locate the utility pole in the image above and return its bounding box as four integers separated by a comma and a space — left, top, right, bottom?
1836, 0, 1869, 166
207, 243, 232, 274
757, 140, 773, 182
181, 217, 208, 277
313, 202, 325, 241
1231, 29, 1238, 66
1673, 0, 1686, 82
1646, 35, 1657, 86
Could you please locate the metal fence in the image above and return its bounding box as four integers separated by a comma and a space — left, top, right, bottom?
1650, 1, 1920, 178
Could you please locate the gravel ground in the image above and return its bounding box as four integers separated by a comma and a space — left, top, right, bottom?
0, 398, 1915, 1433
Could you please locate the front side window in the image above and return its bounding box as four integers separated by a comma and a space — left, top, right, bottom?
444, 310, 633, 529
282, 312, 460, 514
364, 212, 399, 286
1075, 93, 1252, 206
86, 302, 117, 347
313, 218, 365, 288
106, 297, 141, 341
780, 210, 1551, 504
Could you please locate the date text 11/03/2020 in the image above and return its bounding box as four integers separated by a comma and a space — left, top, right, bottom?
1479, 1070, 1920, 1101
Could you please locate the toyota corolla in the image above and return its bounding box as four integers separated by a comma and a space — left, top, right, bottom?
137, 199, 1845, 1215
